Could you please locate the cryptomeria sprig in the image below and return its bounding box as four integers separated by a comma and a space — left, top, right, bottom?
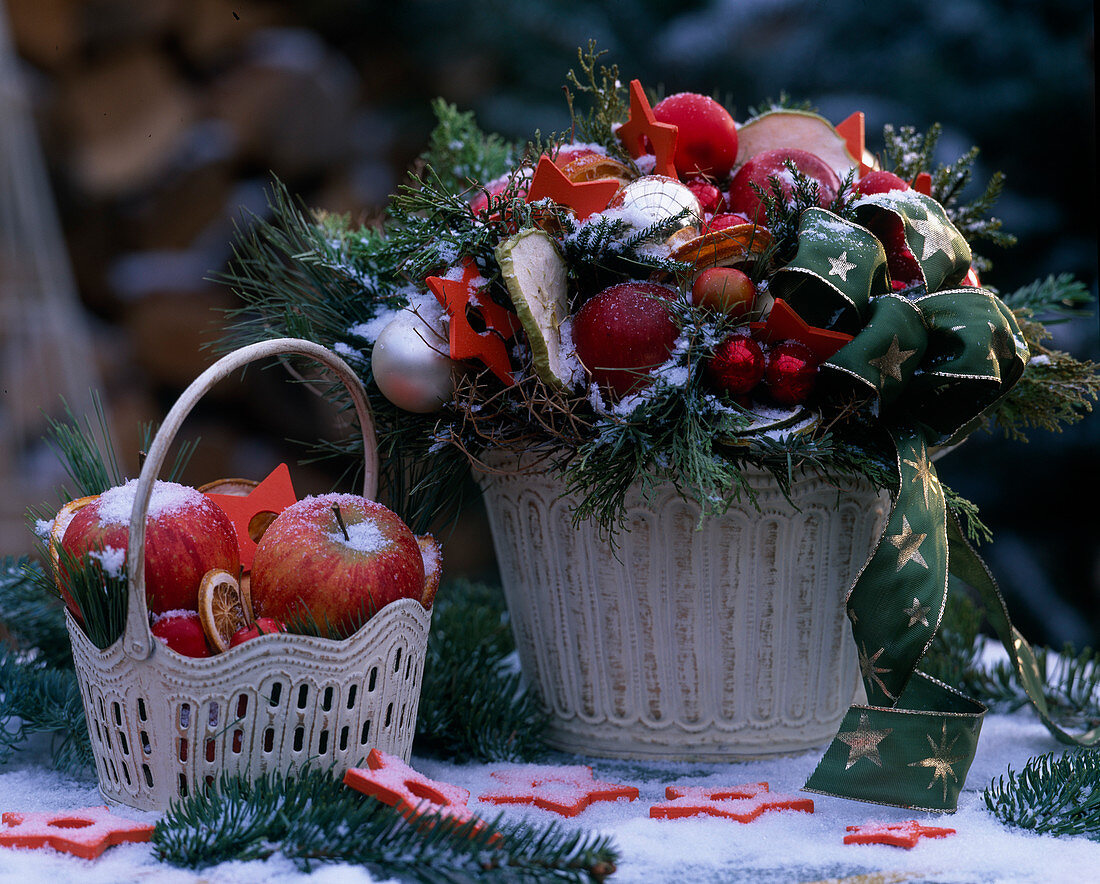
153, 767, 620, 881
984, 750, 1100, 840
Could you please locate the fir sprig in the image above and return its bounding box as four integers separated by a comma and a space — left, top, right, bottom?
1003, 273, 1093, 321
984, 750, 1100, 840
563, 41, 632, 161
42, 392, 124, 499
153, 767, 619, 881
1, 557, 72, 668
416, 580, 548, 763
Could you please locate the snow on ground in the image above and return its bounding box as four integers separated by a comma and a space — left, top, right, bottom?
0, 708, 1096, 883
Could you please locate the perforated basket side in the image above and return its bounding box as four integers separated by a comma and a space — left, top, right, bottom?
69, 598, 430, 811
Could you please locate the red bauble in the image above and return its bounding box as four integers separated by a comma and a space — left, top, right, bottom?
150, 611, 210, 658
652, 93, 739, 178
707, 333, 765, 396
572, 281, 679, 398
685, 178, 722, 214
854, 169, 909, 196
765, 340, 819, 405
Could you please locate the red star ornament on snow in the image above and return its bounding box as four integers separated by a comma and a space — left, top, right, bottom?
478, 764, 639, 818
836, 111, 874, 178
0, 806, 155, 860
205, 463, 298, 571
649, 782, 814, 822
615, 78, 679, 179
844, 819, 956, 849
427, 257, 522, 386
525, 155, 620, 221
750, 298, 855, 362
344, 748, 480, 829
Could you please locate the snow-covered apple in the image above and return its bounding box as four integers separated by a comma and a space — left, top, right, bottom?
60, 479, 240, 615
150, 610, 210, 657
652, 93, 739, 178
250, 493, 426, 638
571, 282, 680, 398
691, 267, 756, 317
727, 148, 842, 222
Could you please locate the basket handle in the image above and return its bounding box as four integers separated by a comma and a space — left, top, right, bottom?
123, 338, 379, 660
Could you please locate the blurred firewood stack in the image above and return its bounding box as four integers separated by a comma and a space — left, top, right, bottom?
1, 0, 494, 576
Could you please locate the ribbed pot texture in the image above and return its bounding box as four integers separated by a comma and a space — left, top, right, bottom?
479, 463, 890, 760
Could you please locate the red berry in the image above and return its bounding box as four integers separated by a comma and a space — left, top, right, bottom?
652, 93, 739, 178
707, 334, 765, 397
706, 212, 753, 232
572, 282, 679, 399
229, 617, 288, 648
765, 340, 819, 405
685, 178, 722, 214
151, 611, 210, 658
854, 170, 910, 196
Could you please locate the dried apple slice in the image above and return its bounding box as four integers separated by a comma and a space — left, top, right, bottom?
198, 568, 251, 653
734, 110, 859, 179
417, 534, 442, 609
495, 228, 581, 390
672, 224, 773, 272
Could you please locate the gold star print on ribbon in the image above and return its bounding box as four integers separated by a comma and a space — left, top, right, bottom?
904, 597, 931, 628
888, 516, 928, 571
902, 445, 937, 509
837, 712, 893, 770
868, 334, 918, 385
827, 250, 857, 282
858, 643, 896, 702
909, 216, 958, 262
908, 722, 966, 802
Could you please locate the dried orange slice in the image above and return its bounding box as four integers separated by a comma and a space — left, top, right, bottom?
672, 224, 773, 271
198, 568, 251, 653
561, 153, 633, 185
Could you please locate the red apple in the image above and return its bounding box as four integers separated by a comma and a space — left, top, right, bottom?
652, 93, 739, 178
691, 268, 756, 317
706, 212, 753, 232
229, 616, 288, 647
250, 493, 425, 638
151, 610, 210, 657
61, 479, 240, 615
727, 148, 842, 222
571, 282, 680, 398
854, 169, 910, 196
685, 178, 722, 214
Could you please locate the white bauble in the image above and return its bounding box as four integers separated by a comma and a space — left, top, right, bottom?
371, 311, 457, 413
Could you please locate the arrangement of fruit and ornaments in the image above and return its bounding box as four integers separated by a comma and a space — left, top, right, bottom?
221, 47, 1094, 534
48, 465, 441, 655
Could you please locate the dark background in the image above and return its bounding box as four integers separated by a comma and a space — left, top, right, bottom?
6, 0, 1097, 645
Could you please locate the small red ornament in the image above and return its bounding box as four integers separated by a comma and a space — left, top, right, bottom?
765, 340, 819, 405
205, 463, 298, 572
0, 806, 155, 859
478, 764, 639, 818
706, 333, 765, 397
685, 178, 722, 214
649, 781, 814, 822
616, 79, 679, 179
150, 610, 210, 657
345, 748, 481, 829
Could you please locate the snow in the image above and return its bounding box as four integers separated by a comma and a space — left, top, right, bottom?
0, 707, 1096, 882
94, 480, 205, 527
87, 546, 125, 578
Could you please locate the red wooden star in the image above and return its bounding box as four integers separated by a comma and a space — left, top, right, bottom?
478, 764, 639, 818
649, 781, 813, 822
750, 298, 855, 362
912, 172, 932, 196
836, 111, 874, 178
616, 78, 679, 179
205, 463, 298, 571
0, 806, 155, 860
525, 155, 620, 220
344, 748, 479, 828
427, 257, 522, 386
844, 819, 956, 849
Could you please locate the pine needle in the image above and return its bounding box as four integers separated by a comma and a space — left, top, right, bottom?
984, 750, 1100, 840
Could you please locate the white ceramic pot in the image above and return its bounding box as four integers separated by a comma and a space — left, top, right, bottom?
478, 461, 890, 760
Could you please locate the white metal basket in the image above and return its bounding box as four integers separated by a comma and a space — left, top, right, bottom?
66, 338, 432, 811
478, 459, 889, 761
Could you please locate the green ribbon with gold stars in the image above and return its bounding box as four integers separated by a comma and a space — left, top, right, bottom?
769, 197, 1100, 812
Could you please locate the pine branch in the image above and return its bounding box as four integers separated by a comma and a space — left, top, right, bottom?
0, 649, 92, 773
0, 557, 72, 668
984, 750, 1100, 840
42, 392, 125, 500
153, 767, 619, 881
1003, 273, 1093, 321
416, 581, 549, 763
563, 41, 632, 161
419, 99, 518, 197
